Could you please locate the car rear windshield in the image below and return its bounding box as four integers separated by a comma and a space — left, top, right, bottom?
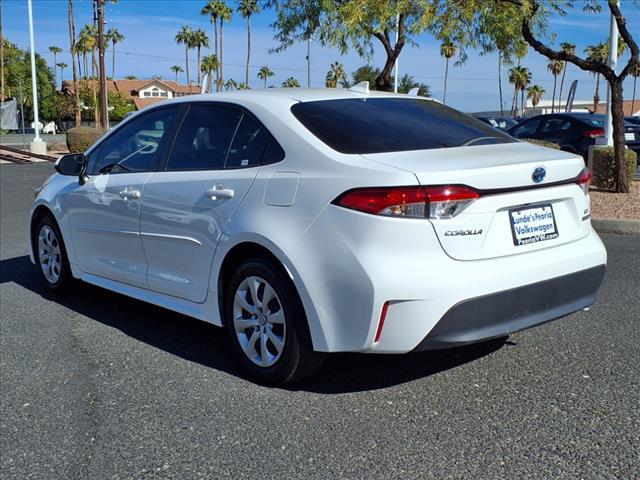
291, 98, 515, 154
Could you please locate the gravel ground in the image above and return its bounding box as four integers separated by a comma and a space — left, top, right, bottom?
590, 181, 640, 220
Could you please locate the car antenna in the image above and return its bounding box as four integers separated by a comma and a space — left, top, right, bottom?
348, 81, 370, 95
407, 87, 419, 96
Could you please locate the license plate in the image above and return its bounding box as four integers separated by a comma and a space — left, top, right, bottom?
625, 132, 635, 141
509, 204, 559, 246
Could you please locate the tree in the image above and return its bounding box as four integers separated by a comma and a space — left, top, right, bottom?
547, 59, 563, 113
176, 25, 193, 87
269, 1, 438, 92
557, 42, 575, 110
192, 28, 209, 86
237, 82, 250, 90
584, 43, 607, 112
170, 65, 184, 83
218, 3, 233, 91
508, 65, 530, 116
257, 65, 275, 88
201, 54, 219, 92
56, 62, 68, 86
397, 74, 430, 97
79, 24, 99, 125
526, 84, 545, 115
124, 75, 137, 80
224, 78, 238, 91
106, 27, 124, 79
350, 65, 380, 87
439, 40, 456, 104
325, 61, 346, 88
632, 63, 640, 116
49, 46, 63, 87
238, 0, 260, 87
202, 1, 223, 88
68, 0, 81, 125
282, 77, 300, 88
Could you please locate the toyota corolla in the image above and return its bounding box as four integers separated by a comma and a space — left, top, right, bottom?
29, 86, 607, 384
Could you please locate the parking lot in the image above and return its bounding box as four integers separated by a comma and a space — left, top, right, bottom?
1, 163, 638, 479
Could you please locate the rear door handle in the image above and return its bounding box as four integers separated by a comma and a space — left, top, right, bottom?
205, 186, 235, 200
119, 189, 141, 200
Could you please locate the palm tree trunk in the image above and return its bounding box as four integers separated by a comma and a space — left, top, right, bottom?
68, 0, 81, 126
219, 20, 224, 92
498, 53, 504, 116
510, 85, 518, 116
632, 76, 637, 116
551, 74, 557, 113
185, 45, 190, 87
53, 52, 58, 87
558, 64, 567, 112
443, 57, 449, 104
197, 46, 202, 86
175, 71, 178, 84
264, 77, 267, 89
83, 54, 88, 80
520, 88, 525, 117
213, 20, 219, 85
593, 74, 601, 112
91, 49, 99, 126
112, 42, 116, 78
246, 16, 251, 86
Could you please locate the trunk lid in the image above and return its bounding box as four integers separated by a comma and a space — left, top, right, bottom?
362, 142, 591, 261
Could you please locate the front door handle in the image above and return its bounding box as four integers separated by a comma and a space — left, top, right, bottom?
119, 189, 141, 200
205, 186, 235, 201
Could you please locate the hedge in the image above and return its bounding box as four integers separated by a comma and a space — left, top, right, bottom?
590, 146, 637, 191
66, 126, 103, 153
524, 138, 561, 150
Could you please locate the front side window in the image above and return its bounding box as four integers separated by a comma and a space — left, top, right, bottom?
166, 105, 242, 171
88, 107, 176, 175
291, 98, 514, 154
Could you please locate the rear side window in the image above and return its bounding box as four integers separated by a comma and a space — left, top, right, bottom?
167, 105, 242, 171
511, 118, 541, 138
291, 98, 514, 154
225, 114, 268, 168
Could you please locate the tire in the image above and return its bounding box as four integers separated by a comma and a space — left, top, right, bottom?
33, 214, 73, 292
224, 258, 324, 385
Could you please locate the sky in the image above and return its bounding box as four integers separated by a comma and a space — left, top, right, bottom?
3, 0, 640, 112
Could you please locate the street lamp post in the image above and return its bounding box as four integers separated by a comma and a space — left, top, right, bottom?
27, 0, 46, 154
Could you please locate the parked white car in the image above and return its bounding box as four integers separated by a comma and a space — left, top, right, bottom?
29, 87, 607, 384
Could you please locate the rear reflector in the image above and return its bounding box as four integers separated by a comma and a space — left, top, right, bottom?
374, 302, 390, 343
334, 185, 480, 219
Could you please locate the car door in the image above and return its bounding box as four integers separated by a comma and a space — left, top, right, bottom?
139, 103, 275, 302
64, 106, 177, 288
509, 117, 542, 139
537, 116, 570, 144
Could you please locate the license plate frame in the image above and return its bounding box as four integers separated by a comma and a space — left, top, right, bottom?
624, 132, 635, 141
509, 203, 559, 246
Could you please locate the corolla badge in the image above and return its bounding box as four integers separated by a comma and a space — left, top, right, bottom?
532, 166, 546, 183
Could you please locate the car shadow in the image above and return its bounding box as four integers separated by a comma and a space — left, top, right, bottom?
1, 255, 507, 393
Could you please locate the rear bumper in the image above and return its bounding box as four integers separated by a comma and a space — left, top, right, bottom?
412, 264, 606, 351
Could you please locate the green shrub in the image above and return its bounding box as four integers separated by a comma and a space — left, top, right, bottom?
66, 126, 103, 153
590, 146, 637, 191
524, 138, 561, 150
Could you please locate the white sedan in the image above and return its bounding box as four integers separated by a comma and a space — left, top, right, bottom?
29, 86, 606, 384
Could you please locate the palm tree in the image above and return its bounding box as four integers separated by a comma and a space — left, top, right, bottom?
547, 59, 563, 113
218, 3, 232, 92
585, 43, 607, 112
224, 78, 238, 91
170, 65, 184, 84
202, 0, 225, 88
527, 85, 545, 116
325, 62, 346, 88
56, 62, 68, 87
67, 0, 81, 125
176, 26, 193, 87
282, 77, 301, 88
79, 24, 99, 125
106, 28, 124, 79
49, 46, 62, 86
440, 40, 456, 104
631, 63, 640, 117
238, 0, 260, 87
557, 42, 575, 111
200, 54, 219, 92
237, 82, 250, 90
257, 65, 275, 89
192, 29, 209, 86
508, 66, 531, 117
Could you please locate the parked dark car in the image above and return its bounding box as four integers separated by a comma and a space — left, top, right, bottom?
625, 116, 640, 126
474, 116, 519, 132
508, 113, 640, 160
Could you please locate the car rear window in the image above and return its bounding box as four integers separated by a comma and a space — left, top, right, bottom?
291, 98, 514, 154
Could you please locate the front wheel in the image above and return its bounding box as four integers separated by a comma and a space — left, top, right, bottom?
34, 214, 72, 291
224, 258, 323, 385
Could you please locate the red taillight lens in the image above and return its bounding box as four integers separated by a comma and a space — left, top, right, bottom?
374, 301, 389, 343
583, 128, 605, 138
577, 167, 591, 195
334, 185, 479, 219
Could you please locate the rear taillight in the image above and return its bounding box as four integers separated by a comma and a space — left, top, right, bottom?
583, 128, 605, 138
576, 167, 591, 195
333, 185, 480, 219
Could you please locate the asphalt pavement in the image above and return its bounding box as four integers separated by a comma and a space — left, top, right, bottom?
1, 163, 639, 479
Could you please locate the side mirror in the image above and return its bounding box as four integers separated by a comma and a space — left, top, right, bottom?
55, 153, 88, 184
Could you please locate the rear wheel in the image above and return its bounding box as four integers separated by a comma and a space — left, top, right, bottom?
34, 214, 72, 291
224, 258, 323, 385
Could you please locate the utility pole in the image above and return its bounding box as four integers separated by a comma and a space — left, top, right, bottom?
1, 0, 5, 103
27, 0, 46, 153
307, 37, 311, 88
96, 0, 108, 130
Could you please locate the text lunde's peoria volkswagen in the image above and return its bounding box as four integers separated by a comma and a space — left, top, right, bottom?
29, 87, 606, 384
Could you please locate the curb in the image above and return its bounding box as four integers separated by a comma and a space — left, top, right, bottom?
592, 218, 640, 235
